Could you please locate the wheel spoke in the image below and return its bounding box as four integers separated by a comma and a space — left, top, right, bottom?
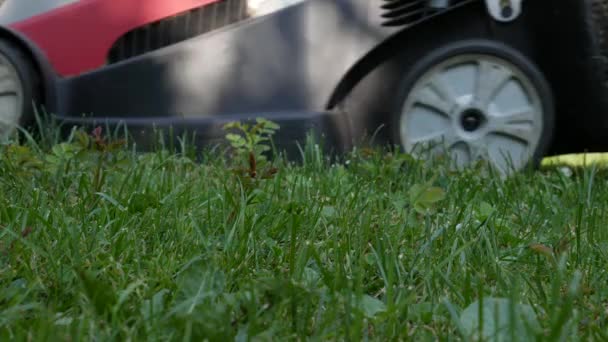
467, 140, 486, 161
0, 78, 17, 95
446, 141, 471, 168
410, 130, 459, 148
488, 123, 534, 144
493, 146, 528, 173
0, 119, 15, 135
414, 87, 456, 116
492, 107, 536, 125
0, 65, 12, 79
487, 154, 508, 174
429, 75, 457, 103
475, 60, 512, 107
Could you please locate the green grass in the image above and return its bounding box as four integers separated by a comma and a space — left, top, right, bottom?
1, 127, 608, 341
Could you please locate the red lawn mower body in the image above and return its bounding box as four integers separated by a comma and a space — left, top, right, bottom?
3, 0, 220, 76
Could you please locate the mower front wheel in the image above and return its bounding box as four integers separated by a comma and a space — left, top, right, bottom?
391, 39, 555, 175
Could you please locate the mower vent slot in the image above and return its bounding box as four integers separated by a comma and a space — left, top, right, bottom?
380, 0, 477, 27
108, 0, 248, 64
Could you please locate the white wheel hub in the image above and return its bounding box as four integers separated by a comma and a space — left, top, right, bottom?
0, 52, 23, 142
399, 54, 544, 175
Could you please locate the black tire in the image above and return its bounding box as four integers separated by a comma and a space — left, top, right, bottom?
390, 39, 555, 173
0, 39, 39, 140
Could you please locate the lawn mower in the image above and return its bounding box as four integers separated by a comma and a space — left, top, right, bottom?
0, 0, 607, 174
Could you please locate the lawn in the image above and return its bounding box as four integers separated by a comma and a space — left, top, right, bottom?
1, 122, 607, 340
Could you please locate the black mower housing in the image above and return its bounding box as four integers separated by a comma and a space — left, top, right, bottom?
16, 0, 608, 155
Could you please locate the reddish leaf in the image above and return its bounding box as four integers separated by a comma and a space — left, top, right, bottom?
248, 151, 257, 178
529, 243, 553, 258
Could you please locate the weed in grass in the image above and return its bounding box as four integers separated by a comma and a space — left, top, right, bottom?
223, 118, 280, 183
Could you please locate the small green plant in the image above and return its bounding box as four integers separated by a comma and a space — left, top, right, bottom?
223, 118, 280, 182
1, 144, 45, 176
408, 175, 446, 215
